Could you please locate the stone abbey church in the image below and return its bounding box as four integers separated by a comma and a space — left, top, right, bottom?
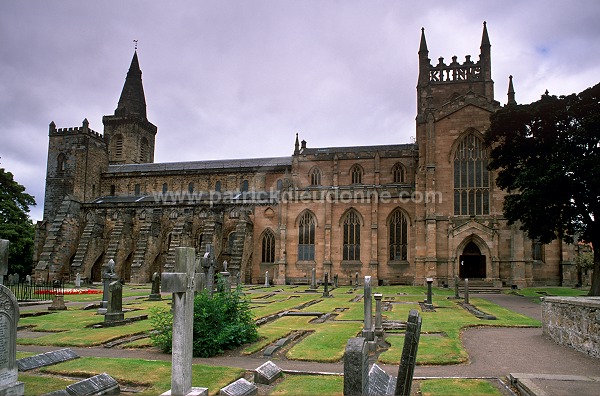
34, 24, 578, 287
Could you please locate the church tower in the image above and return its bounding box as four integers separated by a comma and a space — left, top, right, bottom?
103, 51, 157, 164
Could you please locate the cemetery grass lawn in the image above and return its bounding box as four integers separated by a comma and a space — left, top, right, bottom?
419, 378, 504, 396
18, 372, 76, 395
251, 294, 316, 319
509, 287, 590, 303
36, 357, 243, 396
270, 374, 343, 396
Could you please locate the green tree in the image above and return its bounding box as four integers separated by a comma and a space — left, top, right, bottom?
0, 165, 36, 277
485, 83, 600, 296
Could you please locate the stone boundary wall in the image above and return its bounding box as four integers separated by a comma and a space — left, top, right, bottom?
541, 296, 600, 359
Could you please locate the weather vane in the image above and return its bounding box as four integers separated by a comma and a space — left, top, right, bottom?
133, 39, 138, 51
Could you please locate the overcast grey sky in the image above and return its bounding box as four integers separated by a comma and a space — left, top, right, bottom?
2, 1, 599, 221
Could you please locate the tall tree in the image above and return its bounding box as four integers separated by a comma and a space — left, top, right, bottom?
0, 163, 36, 277
486, 83, 600, 296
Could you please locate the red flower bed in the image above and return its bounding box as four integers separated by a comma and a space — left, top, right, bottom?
35, 288, 103, 295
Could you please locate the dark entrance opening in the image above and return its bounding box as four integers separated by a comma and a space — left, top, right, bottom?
459, 241, 486, 278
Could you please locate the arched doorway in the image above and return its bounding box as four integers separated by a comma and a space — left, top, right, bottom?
459, 241, 486, 278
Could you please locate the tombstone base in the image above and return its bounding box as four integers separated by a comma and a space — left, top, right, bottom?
160, 387, 208, 396
148, 293, 162, 301
105, 312, 125, 322
0, 381, 25, 396
304, 288, 319, 293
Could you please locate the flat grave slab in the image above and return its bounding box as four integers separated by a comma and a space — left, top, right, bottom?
219, 378, 258, 396
368, 363, 396, 396
65, 372, 119, 395
18, 348, 80, 371
254, 360, 283, 385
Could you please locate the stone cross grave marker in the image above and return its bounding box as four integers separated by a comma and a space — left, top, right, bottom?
149, 272, 162, 301
105, 281, 124, 323
0, 239, 8, 286
395, 309, 422, 396
161, 247, 207, 396
343, 337, 368, 396
362, 276, 374, 342
0, 284, 25, 395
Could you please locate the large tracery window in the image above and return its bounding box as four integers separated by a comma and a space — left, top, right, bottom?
298, 212, 315, 261
454, 132, 490, 216
389, 209, 408, 261
342, 210, 361, 261
392, 163, 405, 183
351, 165, 363, 184
262, 229, 275, 263
310, 168, 322, 186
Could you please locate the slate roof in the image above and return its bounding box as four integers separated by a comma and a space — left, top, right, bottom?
300, 143, 417, 155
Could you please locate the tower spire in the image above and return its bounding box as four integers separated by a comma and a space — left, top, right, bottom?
507, 75, 516, 105
115, 50, 147, 118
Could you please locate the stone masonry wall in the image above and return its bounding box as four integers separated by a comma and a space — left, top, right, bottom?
541, 296, 600, 359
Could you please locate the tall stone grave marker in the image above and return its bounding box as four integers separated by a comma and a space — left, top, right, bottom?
333, 273, 338, 288
322, 272, 330, 297
202, 245, 215, 296
374, 293, 383, 336
310, 267, 317, 289
105, 281, 124, 323
149, 272, 162, 301
0, 240, 8, 286
98, 259, 118, 314
343, 337, 368, 396
0, 284, 25, 395
264, 271, 269, 287
75, 272, 81, 288
464, 278, 470, 304
161, 247, 206, 396
362, 276, 374, 342
395, 309, 422, 396
220, 272, 231, 292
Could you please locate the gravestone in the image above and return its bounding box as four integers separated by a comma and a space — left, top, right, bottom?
219, 378, 257, 396
322, 272, 330, 297
104, 281, 124, 323
202, 245, 215, 297
220, 272, 231, 292
368, 363, 396, 396
25, 275, 31, 286
17, 348, 79, 371
98, 259, 118, 314
362, 276, 374, 342
374, 293, 383, 336
464, 278, 470, 304
454, 275, 460, 299
149, 272, 162, 301
48, 294, 67, 311
264, 271, 269, 287
253, 360, 282, 385
343, 337, 368, 396
161, 247, 206, 396
0, 284, 25, 395
12, 274, 18, 285
75, 273, 81, 288
355, 272, 359, 286
394, 309, 422, 396
334, 273, 339, 288
65, 372, 119, 395
0, 240, 8, 286
310, 267, 317, 289
236, 272, 241, 287
223, 260, 228, 272
424, 278, 433, 309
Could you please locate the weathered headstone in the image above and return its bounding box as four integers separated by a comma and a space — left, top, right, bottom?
425, 278, 433, 308
343, 337, 368, 396
368, 363, 396, 396
25, 275, 31, 286
0, 284, 25, 395
98, 259, 118, 314
202, 245, 215, 297
104, 281, 124, 323
12, 274, 18, 285
374, 293, 383, 336
0, 240, 8, 286
264, 271, 269, 287
17, 348, 79, 371
333, 273, 339, 288
322, 272, 330, 297
219, 378, 257, 396
454, 275, 460, 299
220, 272, 231, 292
394, 309, 422, 396
355, 272, 359, 286
161, 247, 206, 396
236, 272, 241, 287
253, 360, 282, 385
48, 294, 67, 311
310, 267, 317, 289
65, 372, 119, 395
149, 272, 162, 301
75, 272, 81, 288
464, 278, 470, 304
222, 260, 228, 272
362, 276, 374, 342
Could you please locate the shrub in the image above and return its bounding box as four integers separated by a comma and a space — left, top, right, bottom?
150, 277, 258, 357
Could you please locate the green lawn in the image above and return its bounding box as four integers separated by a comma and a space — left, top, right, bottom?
507, 286, 590, 303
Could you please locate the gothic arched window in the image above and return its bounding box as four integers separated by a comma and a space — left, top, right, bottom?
310, 168, 321, 186
342, 210, 361, 261
241, 180, 249, 192
57, 153, 66, 173
215, 180, 222, 192
389, 209, 408, 261
262, 229, 276, 263
298, 211, 316, 261
453, 132, 490, 215
392, 163, 405, 183
351, 165, 363, 184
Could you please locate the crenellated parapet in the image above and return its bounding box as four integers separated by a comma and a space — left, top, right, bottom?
49, 119, 104, 142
